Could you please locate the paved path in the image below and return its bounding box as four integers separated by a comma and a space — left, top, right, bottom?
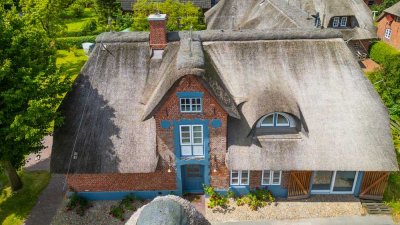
213, 215, 395, 225
24, 174, 66, 225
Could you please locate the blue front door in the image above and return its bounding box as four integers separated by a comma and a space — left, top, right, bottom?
182, 165, 204, 193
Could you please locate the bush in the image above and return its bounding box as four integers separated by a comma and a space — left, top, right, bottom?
68, 2, 85, 18
369, 41, 400, 65
56, 35, 97, 49
203, 185, 228, 209
227, 188, 236, 199
120, 194, 136, 211
235, 187, 275, 211
81, 19, 98, 35
66, 193, 91, 216
109, 204, 125, 221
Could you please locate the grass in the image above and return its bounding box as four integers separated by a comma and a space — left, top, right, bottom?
0, 170, 50, 225
65, 8, 97, 32
56, 48, 88, 81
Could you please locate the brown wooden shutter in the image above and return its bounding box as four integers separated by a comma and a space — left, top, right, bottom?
287, 171, 312, 199
359, 172, 390, 200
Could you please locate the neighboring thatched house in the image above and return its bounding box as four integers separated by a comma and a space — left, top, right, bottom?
51, 13, 398, 201
205, 0, 377, 60
376, 2, 400, 50
119, 0, 215, 11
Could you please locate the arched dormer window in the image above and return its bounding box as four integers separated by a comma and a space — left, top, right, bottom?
256, 112, 299, 135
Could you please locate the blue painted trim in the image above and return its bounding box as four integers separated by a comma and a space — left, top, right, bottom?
161, 120, 171, 129
176, 92, 204, 98
173, 119, 210, 195
211, 119, 222, 128
353, 171, 364, 197
72, 190, 175, 201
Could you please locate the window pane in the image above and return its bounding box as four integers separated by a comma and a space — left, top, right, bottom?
241, 171, 249, 185
193, 138, 202, 144
231, 171, 239, 185
312, 171, 333, 190
193, 126, 202, 132
276, 114, 289, 126
231, 178, 239, 185
193, 145, 204, 155
262, 170, 271, 185
181, 146, 192, 156
333, 171, 356, 192
196, 99, 201, 104
272, 171, 281, 184
261, 115, 274, 126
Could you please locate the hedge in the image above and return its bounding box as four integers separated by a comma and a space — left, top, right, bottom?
369, 41, 400, 65
56, 35, 97, 50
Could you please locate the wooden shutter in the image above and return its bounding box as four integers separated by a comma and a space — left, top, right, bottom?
287, 171, 312, 199
359, 172, 390, 200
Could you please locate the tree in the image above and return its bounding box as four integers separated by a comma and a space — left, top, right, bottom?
371, 0, 400, 16
20, 0, 66, 37
94, 0, 120, 26
0, 3, 72, 191
132, 0, 205, 31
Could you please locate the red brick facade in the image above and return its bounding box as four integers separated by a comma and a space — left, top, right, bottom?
377, 13, 400, 50
67, 172, 176, 192
149, 19, 167, 50
154, 75, 230, 189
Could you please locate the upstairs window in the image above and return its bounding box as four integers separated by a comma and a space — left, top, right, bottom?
262, 170, 282, 185
259, 112, 291, 127
177, 92, 203, 113
180, 125, 204, 156
385, 29, 392, 39
332, 17, 340, 27
340, 17, 347, 27
180, 98, 202, 112
332, 17, 348, 28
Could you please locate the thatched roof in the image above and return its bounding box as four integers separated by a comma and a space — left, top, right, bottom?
203, 39, 397, 171
205, 0, 376, 40
51, 29, 397, 174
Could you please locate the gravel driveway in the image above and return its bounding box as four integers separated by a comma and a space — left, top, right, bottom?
206, 195, 365, 223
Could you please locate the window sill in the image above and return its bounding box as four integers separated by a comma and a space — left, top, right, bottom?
230, 185, 249, 188
256, 133, 302, 140
181, 156, 205, 160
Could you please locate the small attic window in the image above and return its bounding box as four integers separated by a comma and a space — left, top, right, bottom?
259, 113, 292, 127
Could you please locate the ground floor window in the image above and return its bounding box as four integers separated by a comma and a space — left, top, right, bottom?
311, 171, 358, 194
230, 170, 249, 185
262, 170, 281, 185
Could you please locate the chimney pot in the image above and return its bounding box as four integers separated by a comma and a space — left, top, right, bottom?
148, 14, 167, 50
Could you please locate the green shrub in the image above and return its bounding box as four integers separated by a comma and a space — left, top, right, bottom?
227, 188, 236, 199
120, 194, 136, 211
369, 41, 399, 65
203, 185, 228, 209
66, 193, 91, 216
56, 35, 97, 49
235, 187, 275, 211
68, 2, 85, 18
109, 204, 125, 221
81, 19, 98, 35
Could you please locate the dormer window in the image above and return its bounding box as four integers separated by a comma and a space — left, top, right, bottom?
177, 92, 203, 113
332, 16, 348, 28
259, 112, 291, 127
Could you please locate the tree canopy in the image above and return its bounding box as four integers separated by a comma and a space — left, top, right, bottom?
132, 0, 205, 31
372, 0, 400, 16
0, 2, 72, 190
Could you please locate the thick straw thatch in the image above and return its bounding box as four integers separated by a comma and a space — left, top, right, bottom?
205, 0, 376, 40
51, 29, 397, 174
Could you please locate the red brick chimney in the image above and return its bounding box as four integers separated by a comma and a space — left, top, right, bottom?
148, 13, 167, 50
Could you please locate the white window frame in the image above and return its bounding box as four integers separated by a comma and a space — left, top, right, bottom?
311, 171, 359, 194
340, 17, 347, 27
385, 29, 392, 39
230, 170, 250, 186
258, 112, 292, 127
179, 125, 204, 156
332, 17, 340, 27
261, 170, 282, 185
180, 98, 202, 113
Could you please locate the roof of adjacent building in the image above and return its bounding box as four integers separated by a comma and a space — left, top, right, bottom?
378, 2, 400, 19
50, 29, 398, 174
205, 0, 376, 40
119, 0, 212, 11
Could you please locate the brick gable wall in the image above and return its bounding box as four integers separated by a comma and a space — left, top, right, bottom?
377, 14, 400, 50
154, 75, 229, 189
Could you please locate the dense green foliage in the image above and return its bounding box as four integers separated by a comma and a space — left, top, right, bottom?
132, 0, 205, 31
371, 0, 400, 16
235, 187, 275, 211
56, 35, 97, 49
203, 185, 229, 209
0, 2, 73, 189
369, 41, 400, 65
0, 171, 50, 225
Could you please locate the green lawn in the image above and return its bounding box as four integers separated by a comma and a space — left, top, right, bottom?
0, 171, 50, 225
57, 48, 88, 81
65, 8, 97, 33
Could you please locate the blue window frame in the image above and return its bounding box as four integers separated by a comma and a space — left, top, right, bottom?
177, 92, 203, 113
